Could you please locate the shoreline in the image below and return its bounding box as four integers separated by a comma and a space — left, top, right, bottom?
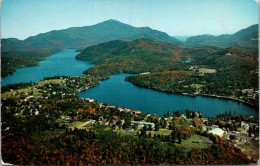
125, 80, 259, 110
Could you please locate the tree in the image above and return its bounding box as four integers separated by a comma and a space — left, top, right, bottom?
167, 111, 170, 117
177, 131, 182, 144
133, 123, 138, 130
229, 135, 236, 140
148, 125, 153, 131
155, 123, 160, 131
123, 118, 131, 129
171, 131, 177, 143
116, 120, 122, 129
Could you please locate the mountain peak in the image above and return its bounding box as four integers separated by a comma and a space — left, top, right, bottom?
107, 19, 120, 22
98, 19, 123, 25
2, 20, 183, 51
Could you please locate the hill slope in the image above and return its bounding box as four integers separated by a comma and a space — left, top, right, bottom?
76, 38, 219, 78
186, 24, 258, 53
2, 19, 182, 51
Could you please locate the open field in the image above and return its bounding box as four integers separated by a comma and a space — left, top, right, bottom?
56, 119, 87, 129
178, 135, 212, 151
2, 79, 62, 99
147, 129, 172, 137
198, 68, 217, 74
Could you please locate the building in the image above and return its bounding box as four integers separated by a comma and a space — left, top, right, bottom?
131, 121, 155, 129
131, 110, 141, 115
180, 113, 187, 119
208, 128, 226, 137
240, 138, 247, 143
240, 121, 249, 131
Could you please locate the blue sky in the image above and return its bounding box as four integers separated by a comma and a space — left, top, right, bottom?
1, 0, 258, 40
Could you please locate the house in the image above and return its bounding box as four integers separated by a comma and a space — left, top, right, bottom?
131, 110, 141, 115
98, 116, 104, 121
84, 98, 94, 102
90, 120, 96, 125
145, 113, 151, 118
241, 89, 254, 94
195, 111, 200, 118
112, 116, 118, 120
102, 121, 109, 126
140, 72, 151, 75
65, 116, 71, 120
180, 113, 187, 119
118, 108, 125, 112
240, 121, 249, 131
35, 110, 39, 116
24, 96, 34, 101
131, 121, 155, 129
202, 124, 207, 131
114, 125, 120, 130
240, 138, 247, 143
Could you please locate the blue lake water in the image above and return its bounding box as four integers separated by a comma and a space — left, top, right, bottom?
78, 73, 258, 117
2, 49, 258, 117
1, 49, 94, 87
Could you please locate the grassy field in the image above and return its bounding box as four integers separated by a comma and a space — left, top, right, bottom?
198, 68, 217, 74
177, 135, 212, 151
146, 129, 172, 137
56, 119, 87, 128
2, 79, 62, 99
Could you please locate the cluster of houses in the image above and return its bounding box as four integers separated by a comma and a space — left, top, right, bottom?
201, 119, 259, 144
240, 89, 259, 101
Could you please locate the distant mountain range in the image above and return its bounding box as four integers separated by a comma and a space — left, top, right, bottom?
185, 24, 258, 53
1, 20, 258, 53
1, 19, 183, 52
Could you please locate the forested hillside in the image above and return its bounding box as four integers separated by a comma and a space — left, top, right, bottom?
186, 24, 258, 53
1, 50, 57, 78
76, 38, 219, 78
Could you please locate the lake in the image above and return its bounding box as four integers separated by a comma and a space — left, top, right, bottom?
1, 49, 94, 87
2, 49, 258, 117
78, 73, 258, 117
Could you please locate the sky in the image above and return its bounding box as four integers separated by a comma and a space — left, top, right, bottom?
1, 0, 259, 40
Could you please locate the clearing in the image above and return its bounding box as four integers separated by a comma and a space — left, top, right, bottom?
198, 68, 217, 74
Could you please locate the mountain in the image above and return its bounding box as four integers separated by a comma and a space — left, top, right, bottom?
75, 38, 219, 78
1, 19, 182, 52
197, 47, 258, 68
1, 38, 31, 51
185, 24, 258, 53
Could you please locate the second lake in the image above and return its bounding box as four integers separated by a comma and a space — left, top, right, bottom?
78, 73, 258, 117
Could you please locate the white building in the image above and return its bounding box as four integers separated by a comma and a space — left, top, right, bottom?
131, 121, 155, 129
208, 128, 226, 137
